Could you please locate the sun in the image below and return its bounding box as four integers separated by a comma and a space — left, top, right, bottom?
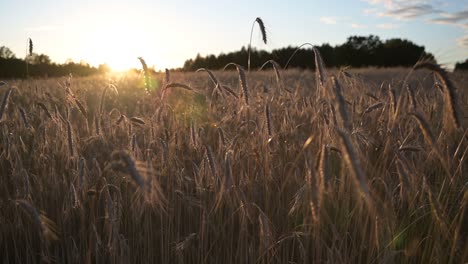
81, 20, 156, 72
105, 57, 137, 72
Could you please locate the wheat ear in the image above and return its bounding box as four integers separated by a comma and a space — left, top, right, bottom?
248, 17, 267, 72
336, 129, 371, 201
224, 63, 249, 105
0, 87, 12, 121
413, 61, 461, 129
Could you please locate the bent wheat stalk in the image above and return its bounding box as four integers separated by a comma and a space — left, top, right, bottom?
260, 60, 292, 93
336, 129, 372, 204
413, 61, 461, 130
248, 17, 267, 72
284, 43, 327, 94
224, 63, 249, 105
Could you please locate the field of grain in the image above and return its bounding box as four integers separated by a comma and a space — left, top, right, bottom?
0, 64, 467, 263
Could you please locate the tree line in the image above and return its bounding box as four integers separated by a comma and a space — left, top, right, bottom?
0, 46, 106, 79
1, 35, 467, 79
183, 35, 468, 71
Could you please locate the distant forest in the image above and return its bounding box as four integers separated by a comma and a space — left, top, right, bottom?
1, 35, 467, 79
183, 35, 468, 72
0, 46, 107, 79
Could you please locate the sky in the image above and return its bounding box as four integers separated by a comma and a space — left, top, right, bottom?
0, 0, 467, 70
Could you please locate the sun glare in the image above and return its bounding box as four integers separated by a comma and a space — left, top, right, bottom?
80, 18, 158, 72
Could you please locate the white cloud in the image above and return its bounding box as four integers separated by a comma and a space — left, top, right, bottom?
430, 10, 468, 29
319, 17, 338, 25
457, 35, 468, 47
362, 0, 440, 20
351, 23, 367, 28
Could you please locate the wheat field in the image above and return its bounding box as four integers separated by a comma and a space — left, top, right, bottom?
0, 63, 467, 263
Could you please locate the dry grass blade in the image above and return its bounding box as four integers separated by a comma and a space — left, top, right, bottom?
413, 61, 461, 129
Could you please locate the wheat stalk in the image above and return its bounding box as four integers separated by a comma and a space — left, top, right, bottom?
205, 144, 217, 178
19, 107, 31, 129
138, 57, 151, 92
16, 200, 58, 241
388, 84, 397, 114
265, 102, 273, 139
74, 98, 87, 118
260, 60, 292, 93
336, 129, 371, 202
284, 43, 327, 94
224, 63, 249, 105
28, 38, 33, 56
413, 61, 461, 130
248, 17, 267, 72
111, 151, 145, 189
406, 84, 417, 110
331, 77, 351, 131
363, 102, 384, 115
0, 87, 12, 121
165, 68, 170, 84
67, 120, 74, 157
129, 117, 145, 125
36, 102, 53, 120
410, 111, 436, 148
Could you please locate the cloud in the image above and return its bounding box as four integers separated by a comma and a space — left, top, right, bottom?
351, 23, 367, 28
380, 4, 439, 19
430, 10, 468, 27
457, 35, 468, 47
376, 23, 399, 29
363, 0, 440, 19
25, 26, 58, 32
319, 17, 338, 25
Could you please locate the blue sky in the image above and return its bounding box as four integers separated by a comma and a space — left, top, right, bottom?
0, 0, 467, 70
